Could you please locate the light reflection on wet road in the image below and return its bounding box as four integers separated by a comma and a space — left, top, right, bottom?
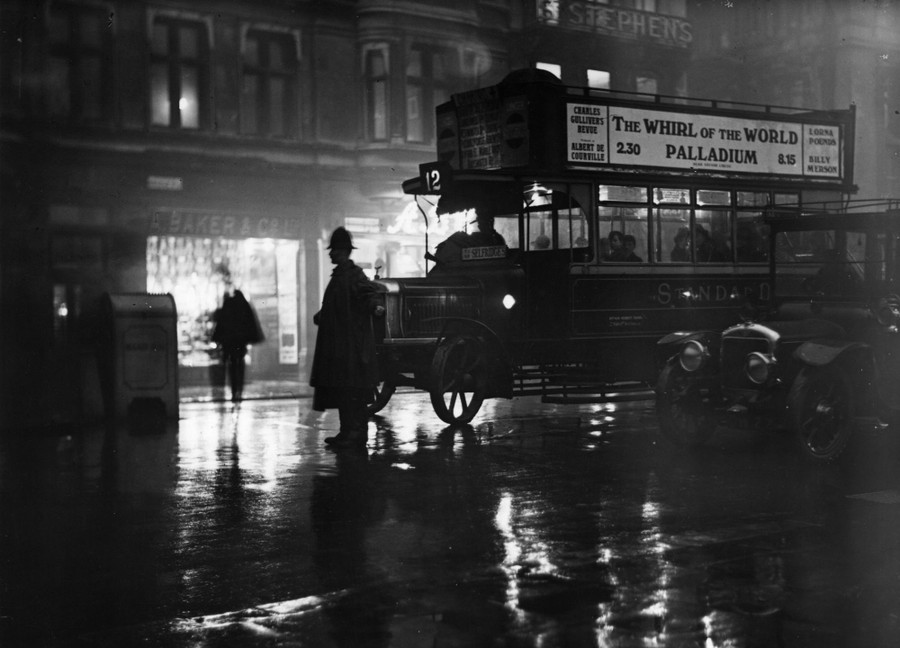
2, 391, 900, 647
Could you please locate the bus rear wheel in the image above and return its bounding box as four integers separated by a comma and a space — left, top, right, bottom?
430, 335, 486, 424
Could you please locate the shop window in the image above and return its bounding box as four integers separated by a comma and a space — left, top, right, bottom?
587, 69, 610, 89
536, 62, 561, 79
365, 47, 389, 141
48, 3, 112, 122
241, 30, 298, 138
406, 46, 452, 143
150, 16, 208, 129
146, 235, 301, 371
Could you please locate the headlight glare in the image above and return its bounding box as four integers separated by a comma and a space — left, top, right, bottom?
679, 340, 707, 372
502, 294, 516, 310
745, 352, 773, 384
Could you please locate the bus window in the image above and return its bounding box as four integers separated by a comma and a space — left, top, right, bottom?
736, 212, 769, 262
559, 183, 592, 260
526, 209, 553, 250
696, 209, 732, 262
599, 205, 648, 262
737, 191, 771, 207
654, 187, 689, 205
599, 185, 647, 203
654, 207, 691, 263
493, 213, 519, 249
775, 193, 800, 206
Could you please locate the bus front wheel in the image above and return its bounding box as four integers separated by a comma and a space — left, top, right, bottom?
430, 335, 486, 424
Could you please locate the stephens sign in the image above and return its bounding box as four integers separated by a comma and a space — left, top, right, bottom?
566, 102, 847, 182
536, 0, 692, 48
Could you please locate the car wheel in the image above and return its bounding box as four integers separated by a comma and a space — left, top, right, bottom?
430, 335, 486, 424
788, 366, 854, 462
656, 361, 718, 447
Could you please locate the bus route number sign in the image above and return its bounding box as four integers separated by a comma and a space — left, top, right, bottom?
419, 161, 452, 194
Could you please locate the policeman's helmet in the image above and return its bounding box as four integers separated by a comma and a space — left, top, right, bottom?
327, 226, 356, 250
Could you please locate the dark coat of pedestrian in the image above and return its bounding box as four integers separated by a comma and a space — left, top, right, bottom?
212, 288, 264, 403
310, 227, 385, 448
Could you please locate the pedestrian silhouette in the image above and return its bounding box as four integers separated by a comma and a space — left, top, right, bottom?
310, 227, 386, 449
212, 285, 264, 403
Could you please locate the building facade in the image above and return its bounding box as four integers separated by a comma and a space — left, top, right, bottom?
689, 0, 900, 201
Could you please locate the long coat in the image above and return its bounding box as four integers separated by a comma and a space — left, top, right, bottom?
212, 290, 264, 348
310, 259, 381, 411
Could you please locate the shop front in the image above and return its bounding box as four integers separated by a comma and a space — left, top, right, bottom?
148, 209, 306, 401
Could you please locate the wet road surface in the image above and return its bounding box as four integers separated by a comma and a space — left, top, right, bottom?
2, 391, 900, 647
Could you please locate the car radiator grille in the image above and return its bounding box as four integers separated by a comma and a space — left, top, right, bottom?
402, 295, 480, 337
720, 336, 769, 389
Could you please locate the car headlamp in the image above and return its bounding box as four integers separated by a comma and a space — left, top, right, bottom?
502, 294, 516, 310
745, 352, 774, 384
679, 340, 707, 372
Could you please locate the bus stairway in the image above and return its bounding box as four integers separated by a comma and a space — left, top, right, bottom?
511, 365, 655, 404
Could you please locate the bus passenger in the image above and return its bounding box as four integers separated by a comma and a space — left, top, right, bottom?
599, 237, 610, 260
470, 212, 506, 247
671, 227, 691, 262
606, 230, 625, 260
622, 234, 643, 262
695, 225, 730, 262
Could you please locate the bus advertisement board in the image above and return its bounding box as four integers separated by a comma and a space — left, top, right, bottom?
566, 103, 844, 181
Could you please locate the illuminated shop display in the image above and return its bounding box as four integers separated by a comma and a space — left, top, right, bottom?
146, 235, 300, 372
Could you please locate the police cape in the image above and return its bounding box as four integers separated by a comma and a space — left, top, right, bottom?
310, 259, 382, 410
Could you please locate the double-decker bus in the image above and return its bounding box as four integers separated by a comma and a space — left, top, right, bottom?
370, 69, 855, 424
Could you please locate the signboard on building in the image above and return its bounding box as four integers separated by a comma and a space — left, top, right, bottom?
565, 102, 844, 180
150, 210, 303, 239
536, 0, 692, 48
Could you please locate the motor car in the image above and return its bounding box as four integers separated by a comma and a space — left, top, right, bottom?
656, 203, 900, 461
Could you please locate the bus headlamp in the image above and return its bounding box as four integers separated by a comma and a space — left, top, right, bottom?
679, 340, 707, 372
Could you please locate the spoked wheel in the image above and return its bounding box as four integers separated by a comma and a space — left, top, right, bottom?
366, 377, 396, 416
430, 335, 487, 424
656, 362, 718, 447
788, 366, 854, 462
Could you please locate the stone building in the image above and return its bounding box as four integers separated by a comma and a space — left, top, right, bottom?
689, 0, 900, 200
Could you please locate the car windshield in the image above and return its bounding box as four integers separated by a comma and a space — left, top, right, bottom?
774, 226, 896, 299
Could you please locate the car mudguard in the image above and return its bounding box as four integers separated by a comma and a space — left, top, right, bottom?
793, 339, 867, 367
